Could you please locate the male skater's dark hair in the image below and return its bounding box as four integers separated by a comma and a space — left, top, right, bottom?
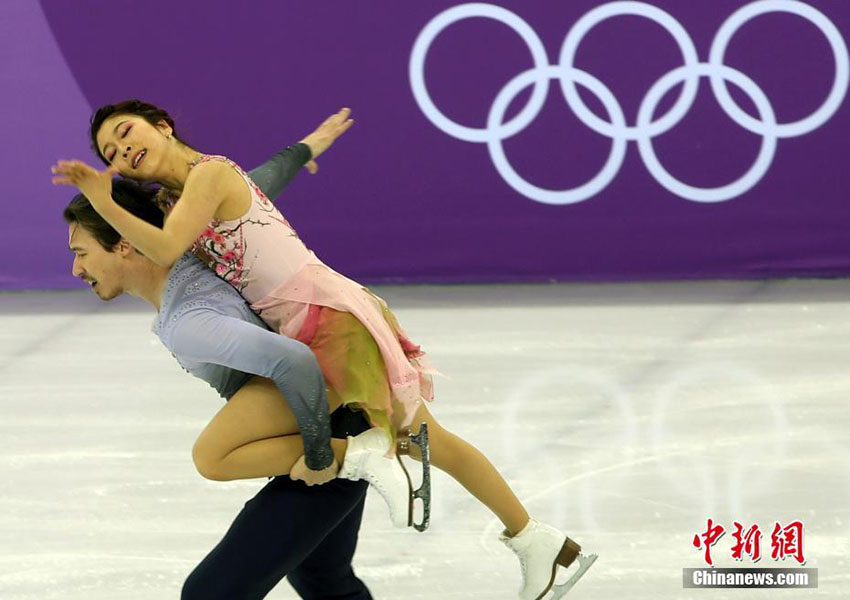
90, 99, 190, 165
63, 180, 164, 251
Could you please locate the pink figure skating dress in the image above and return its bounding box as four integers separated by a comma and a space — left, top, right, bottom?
168, 155, 434, 438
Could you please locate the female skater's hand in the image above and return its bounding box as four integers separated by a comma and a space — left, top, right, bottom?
51, 160, 119, 207
299, 107, 354, 162
290, 455, 339, 486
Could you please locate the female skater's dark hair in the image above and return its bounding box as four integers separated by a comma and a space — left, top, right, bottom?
63, 180, 164, 250
90, 99, 189, 165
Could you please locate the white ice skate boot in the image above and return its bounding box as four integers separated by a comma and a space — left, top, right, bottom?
500, 519, 597, 599
338, 428, 411, 528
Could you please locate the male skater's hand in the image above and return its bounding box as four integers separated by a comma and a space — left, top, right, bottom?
304, 159, 319, 175
299, 107, 354, 166
290, 455, 339, 486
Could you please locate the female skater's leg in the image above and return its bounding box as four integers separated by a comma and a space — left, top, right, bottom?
397, 405, 596, 599
192, 376, 346, 481
395, 402, 530, 536
308, 307, 530, 533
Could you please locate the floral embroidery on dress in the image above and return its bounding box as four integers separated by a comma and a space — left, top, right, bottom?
184, 155, 297, 293
192, 221, 248, 291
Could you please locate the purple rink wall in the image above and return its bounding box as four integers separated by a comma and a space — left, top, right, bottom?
4, 0, 850, 289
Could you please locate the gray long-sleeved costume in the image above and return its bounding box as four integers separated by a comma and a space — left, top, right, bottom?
151, 144, 334, 470
247, 143, 312, 197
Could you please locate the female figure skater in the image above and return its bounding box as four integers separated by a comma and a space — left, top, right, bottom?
52, 99, 595, 599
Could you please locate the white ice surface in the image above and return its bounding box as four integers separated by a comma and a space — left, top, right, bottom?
1, 280, 848, 599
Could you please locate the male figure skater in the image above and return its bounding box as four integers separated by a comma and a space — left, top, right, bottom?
62, 146, 380, 599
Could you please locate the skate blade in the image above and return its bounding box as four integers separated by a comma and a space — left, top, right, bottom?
549, 553, 597, 599
407, 422, 431, 532
395, 453, 415, 529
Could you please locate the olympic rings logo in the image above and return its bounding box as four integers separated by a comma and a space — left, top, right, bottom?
409, 1, 849, 204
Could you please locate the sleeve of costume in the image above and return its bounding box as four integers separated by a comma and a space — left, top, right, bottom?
247, 143, 313, 201
171, 308, 334, 470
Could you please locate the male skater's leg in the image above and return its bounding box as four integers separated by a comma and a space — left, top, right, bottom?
287, 491, 371, 599
181, 475, 369, 600
182, 405, 375, 599
286, 402, 376, 598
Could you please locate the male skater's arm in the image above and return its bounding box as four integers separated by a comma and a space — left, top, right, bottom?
170, 309, 335, 471
247, 143, 312, 201
247, 107, 354, 201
